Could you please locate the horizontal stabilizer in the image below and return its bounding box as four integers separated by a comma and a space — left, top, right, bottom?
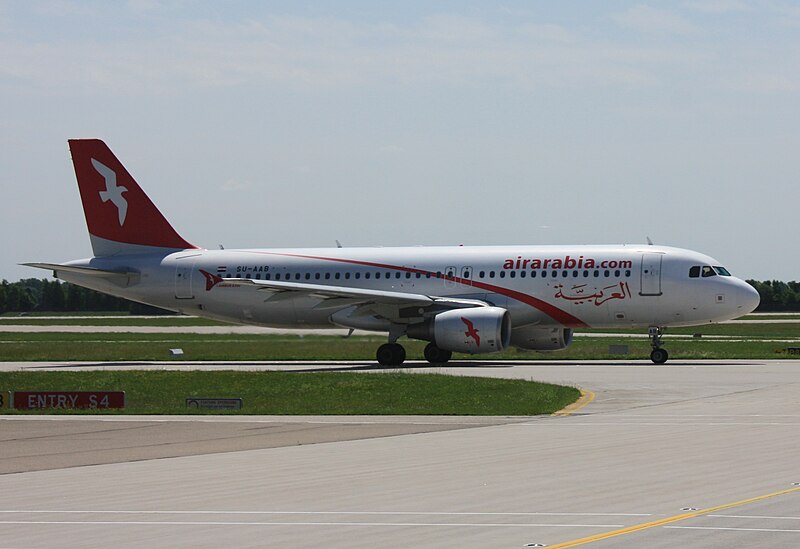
21, 263, 138, 282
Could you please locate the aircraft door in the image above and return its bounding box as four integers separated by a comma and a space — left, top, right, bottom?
175, 259, 196, 299
640, 254, 663, 296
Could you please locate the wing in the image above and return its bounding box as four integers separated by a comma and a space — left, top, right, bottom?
226, 277, 489, 321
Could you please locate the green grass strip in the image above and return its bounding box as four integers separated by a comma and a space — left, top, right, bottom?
1, 331, 798, 361
0, 371, 580, 416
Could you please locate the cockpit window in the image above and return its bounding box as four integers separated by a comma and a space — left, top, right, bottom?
713, 266, 731, 276
701, 266, 716, 277
689, 266, 700, 278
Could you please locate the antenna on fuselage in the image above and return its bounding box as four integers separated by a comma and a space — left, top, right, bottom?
336, 240, 343, 248
646, 236, 654, 245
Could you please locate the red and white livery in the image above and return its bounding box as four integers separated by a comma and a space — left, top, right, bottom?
26, 140, 760, 364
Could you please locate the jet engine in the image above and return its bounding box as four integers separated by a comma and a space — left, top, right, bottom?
407, 307, 511, 354
511, 326, 574, 351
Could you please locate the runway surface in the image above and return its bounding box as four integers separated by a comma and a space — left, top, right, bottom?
1, 359, 800, 548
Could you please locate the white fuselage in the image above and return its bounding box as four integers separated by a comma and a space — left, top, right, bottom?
57, 244, 759, 331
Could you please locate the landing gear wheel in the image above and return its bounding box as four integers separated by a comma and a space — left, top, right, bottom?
376, 343, 406, 366
424, 343, 452, 364
650, 348, 669, 364
648, 326, 668, 364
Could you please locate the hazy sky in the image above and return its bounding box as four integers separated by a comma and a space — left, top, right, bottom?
2, 1, 799, 281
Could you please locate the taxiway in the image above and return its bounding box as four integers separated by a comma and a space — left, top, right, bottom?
1, 359, 799, 548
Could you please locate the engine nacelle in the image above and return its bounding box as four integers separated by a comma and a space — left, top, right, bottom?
407, 307, 511, 354
511, 326, 574, 351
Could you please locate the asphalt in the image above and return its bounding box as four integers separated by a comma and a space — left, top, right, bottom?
1, 359, 799, 548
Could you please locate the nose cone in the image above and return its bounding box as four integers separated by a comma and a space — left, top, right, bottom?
735, 280, 761, 316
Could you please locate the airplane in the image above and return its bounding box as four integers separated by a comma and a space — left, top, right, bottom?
25, 139, 760, 365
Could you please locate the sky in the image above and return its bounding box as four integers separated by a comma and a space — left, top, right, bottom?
1, 0, 799, 281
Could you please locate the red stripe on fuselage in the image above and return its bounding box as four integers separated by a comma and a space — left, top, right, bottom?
250, 251, 589, 328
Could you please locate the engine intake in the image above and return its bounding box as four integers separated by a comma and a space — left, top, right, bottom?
407, 307, 511, 354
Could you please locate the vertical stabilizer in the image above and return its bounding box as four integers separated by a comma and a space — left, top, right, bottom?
68, 139, 196, 256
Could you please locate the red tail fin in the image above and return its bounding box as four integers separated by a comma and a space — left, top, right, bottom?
68, 139, 196, 256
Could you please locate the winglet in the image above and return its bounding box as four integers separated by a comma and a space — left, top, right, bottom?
69, 139, 196, 256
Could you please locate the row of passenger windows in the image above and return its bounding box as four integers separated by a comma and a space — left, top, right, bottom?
688, 265, 731, 278
231, 269, 633, 281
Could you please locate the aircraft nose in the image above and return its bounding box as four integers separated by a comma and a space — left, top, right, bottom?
735, 280, 760, 316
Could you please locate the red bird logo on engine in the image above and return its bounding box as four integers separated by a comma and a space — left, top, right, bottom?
461, 317, 481, 347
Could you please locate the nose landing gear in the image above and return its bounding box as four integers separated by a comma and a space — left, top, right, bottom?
648, 326, 669, 364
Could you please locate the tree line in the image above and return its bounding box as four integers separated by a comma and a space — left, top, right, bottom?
0, 278, 798, 315
0, 278, 172, 315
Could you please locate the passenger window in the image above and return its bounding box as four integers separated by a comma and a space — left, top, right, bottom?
315, 273, 320, 280
509, 271, 515, 278
345, 273, 350, 279
325, 273, 330, 280
365, 273, 371, 279
689, 266, 700, 278
531, 271, 537, 278
305, 273, 311, 280
500, 271, 506, 278
295, 273, 301, 280
265, 273, 271, 280
520, 271, 526, 278
583, 270, 589, 277
479, 271, 485, 278
335, 273, 341, 280
541, 271, 546, 278
489, 271, 495, 278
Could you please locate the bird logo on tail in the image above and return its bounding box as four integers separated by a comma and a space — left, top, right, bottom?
92, 159, 128, 226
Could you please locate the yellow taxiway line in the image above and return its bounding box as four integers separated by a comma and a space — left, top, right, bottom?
547, 485, 800, 548
552, 389, 595, 417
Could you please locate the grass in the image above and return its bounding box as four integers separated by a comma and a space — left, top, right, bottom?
1, 330, 798, 361
0, 370, 580, 415
579, 323, 800, 338
0, 316, 227, 326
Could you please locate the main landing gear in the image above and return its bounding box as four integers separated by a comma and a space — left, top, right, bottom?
374, 342, 453, 366
648, 326, 669, 364
376, 343, 406, 367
